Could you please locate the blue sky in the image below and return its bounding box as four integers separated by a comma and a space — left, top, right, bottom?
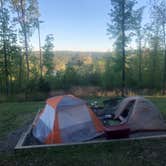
31, 0, 149, 52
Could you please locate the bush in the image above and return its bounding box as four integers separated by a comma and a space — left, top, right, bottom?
37, 78, 51, 93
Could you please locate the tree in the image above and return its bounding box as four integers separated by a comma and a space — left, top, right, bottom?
134, 7, 144, 86
43, 34, 55, 77
150, 0, 166, 94
10, 0, 39, 81
0, 0, 9, 95
102, 56, 112, 89
146, 22, 160, 88
0, 0, 17, 95
34, 18, 43, 78
107, 0, 139, 96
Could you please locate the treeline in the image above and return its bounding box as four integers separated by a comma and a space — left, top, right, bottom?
0, 0, 166, 98
0, 0, 55, 96
45, 49, 165, 92
107, 0, 166, 96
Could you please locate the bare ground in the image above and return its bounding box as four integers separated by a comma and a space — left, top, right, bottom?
0, 120, 32, 153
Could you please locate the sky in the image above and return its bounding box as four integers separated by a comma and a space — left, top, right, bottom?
31, 0, 150, 52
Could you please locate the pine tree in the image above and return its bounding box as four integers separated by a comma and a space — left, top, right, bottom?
134, 7, 144, 87
43, 34, 55, 77
107, 0, 140, 96
150, 0, 166, 94
0, 0, 17, 95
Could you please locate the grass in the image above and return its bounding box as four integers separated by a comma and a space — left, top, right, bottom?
0, 96, 166, 166
148, 97, 166, 117
1, 139, 166, 166
0, 102, 44, 138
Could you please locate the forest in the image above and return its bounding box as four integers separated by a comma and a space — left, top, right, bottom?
0, 0, 166, 100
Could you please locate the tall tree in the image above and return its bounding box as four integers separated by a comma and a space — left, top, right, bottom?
0, 0, 17, 95
10, 0, 39, 81
151, 0, 166, 94
0, 0, 8, 95
107, 0, 138, 96
149, 22, 160, 88
134, 7, 144, 86
43, 34, 55, 77
34, 19, 43, 79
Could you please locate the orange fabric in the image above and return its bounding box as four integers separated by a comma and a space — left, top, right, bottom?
45, 111, 62, 144
47, 96, 63, 109
88, 108, 104, 132
34, 96, 63, 127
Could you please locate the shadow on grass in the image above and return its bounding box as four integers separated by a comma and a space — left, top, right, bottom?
1, 139, 166, 166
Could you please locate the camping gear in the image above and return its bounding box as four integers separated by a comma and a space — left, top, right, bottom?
104, 124, 130, 139
105, 119, 120, 126
103, 97, 124, 114
114, 96, 166, 132
32, 95, 104, 144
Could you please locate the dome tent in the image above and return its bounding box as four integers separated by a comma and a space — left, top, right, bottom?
32, 95, 104, 144
114, 96, 166, 131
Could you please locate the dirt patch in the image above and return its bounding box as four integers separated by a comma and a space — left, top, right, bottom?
0, 120, 32, 153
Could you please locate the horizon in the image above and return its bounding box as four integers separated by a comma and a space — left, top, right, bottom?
32, 49, 111, 53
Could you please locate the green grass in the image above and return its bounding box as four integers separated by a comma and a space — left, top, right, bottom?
1, 139, 166, 166
0, 97, 166, 166
0, 102, 44, 138
147, 97, 166, 117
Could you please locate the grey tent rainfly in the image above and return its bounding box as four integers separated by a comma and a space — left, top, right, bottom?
114, 96, 166, 131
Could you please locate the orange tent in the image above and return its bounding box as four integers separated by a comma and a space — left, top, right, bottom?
32, 95, 104, 144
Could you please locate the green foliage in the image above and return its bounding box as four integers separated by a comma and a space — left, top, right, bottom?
102, 56, 112, 89
107, 0, 137, 38
43, 34, 55, 77
11, 0, 40, 37
37, 78, 51, 93
107, 0, 141, 96
0, 0, 166, 98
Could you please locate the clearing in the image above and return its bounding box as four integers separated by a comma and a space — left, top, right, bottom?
0, 97, 166, 166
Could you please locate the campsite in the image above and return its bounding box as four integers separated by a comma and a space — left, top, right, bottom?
1, 0, 166, 165
13, 95, 166, 149
1, 96, 166, 165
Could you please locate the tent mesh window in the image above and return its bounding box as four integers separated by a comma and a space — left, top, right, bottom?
121, 100, 136, 119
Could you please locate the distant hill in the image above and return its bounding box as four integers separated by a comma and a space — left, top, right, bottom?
32, 50, 112, 71
33, 50, 111, 58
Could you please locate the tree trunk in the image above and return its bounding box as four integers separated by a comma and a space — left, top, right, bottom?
0, 76, 2, 94
163, 49, 166, 94
20, 0, 29, 81
162, 24, 166, 95
3, 41, 9, 95
151, 25, 159, 89
121, 0, 126, 97
24, 30, 30, 81
19, 51, 22, 89
37, 20, 42, 78
151, 39, 157, 89
1, 0, 9, 96
138, 36, 142, 87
